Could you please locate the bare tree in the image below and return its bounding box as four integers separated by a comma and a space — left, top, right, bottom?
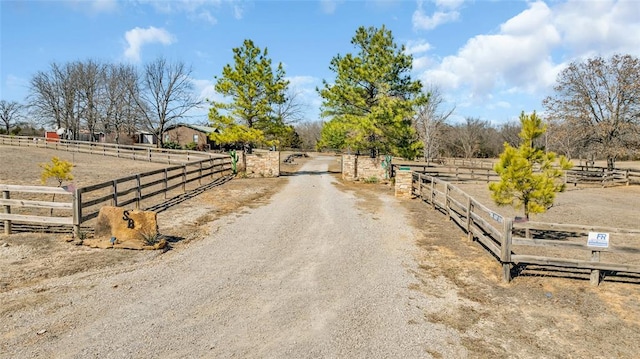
445, 117, 492, 159
130, 57, 202, 148
413, 85, 454, 163
29, 68, 64, 130
52, 62, 81, 138
498, 121, 521, 148
274, 89, 308, 124
545, 119, 582, 160
295, 120, 324, 150
75, 59, 106, 141
543, 54, 640, 169
103, 64, 140, 143
0, 100, 23, 134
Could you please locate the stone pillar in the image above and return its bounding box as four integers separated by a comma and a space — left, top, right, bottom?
342, 155, 357, 181
245, 150, 280, 177
395, 167, 413, 199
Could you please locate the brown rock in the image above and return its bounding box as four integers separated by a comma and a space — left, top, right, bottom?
87, 206, 161, 250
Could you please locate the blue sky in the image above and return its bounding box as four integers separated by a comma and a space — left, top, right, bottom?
1, 0, 639, 126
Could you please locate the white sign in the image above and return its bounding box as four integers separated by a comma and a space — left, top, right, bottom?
490, 212, 503, 223
587, 232, 610, 248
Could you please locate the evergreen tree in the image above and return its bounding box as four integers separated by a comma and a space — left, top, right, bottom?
489, 112, 572, 220
318, 25, 425, 159
209, 39, 289, 150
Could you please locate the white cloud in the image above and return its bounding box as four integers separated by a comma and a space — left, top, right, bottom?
420, 0, 640, 103
90, 0, 118, 13
419, 2, 559, 98
405, 39, 431, 55
65, 0, 118, 14
554, 0, 640, 57
136, 0, 245, 22
320, 0, 339, 14
287, 75, 317, 89
412, 0, 462, 30
412, 56, 432, 72
124, 26, 176, 63
194, 10, 217, 24
232, 4, 244, 19
191, 78, 222, 102
435, 0, 464, 9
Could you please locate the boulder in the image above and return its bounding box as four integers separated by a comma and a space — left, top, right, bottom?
84, 206, 166, 250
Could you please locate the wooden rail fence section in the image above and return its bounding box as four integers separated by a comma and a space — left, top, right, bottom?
1, 157, 232, 236
0, 134, 214, 165
395, 161, 640, 187
412, 172, 640, 286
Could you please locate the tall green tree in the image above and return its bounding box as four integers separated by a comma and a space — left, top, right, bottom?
318, 25, 425, 159
209, 39, 289, 150
489, 111, 572, 220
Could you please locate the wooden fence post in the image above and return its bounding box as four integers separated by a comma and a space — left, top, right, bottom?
199, 161, 203, 185
182, 166, 187, 192
466, 196, 473, 241
163, 168, 168, 199
590, 251, 601, 286
112, 180, 118, 207
501, 218, 513, 283
210, 158, 214, 179
3, 191, 11, 235
73, 188, 82, 239
136, 174, 142, 209
430, 176, 435, 208
445, 183, 451, 220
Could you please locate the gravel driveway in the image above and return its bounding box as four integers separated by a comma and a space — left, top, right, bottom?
2, 155, 464, 358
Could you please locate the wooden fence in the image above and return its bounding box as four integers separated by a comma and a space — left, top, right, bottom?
393, 163, 499, 182
1, 185, 75, 235
0, 157, 232, 236
412, 172, 640, 285
566, 166, 640, 186
396, 160, 640, 188
0, 134, 213, 165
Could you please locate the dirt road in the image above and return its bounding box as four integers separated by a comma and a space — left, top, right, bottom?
1, 155, 463, 358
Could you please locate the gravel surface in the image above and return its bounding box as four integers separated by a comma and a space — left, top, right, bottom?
2, 155, 463, 358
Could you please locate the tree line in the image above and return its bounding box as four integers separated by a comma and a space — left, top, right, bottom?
1, 26, 638, 166
2, 57, 201, 147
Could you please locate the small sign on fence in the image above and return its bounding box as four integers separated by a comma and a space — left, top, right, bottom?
587, 232, 610, 248
490, 212, 503, 223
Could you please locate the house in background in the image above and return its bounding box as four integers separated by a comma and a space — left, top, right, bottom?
164, 123, 219, 150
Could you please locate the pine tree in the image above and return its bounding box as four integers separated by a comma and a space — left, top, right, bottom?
209, 39, 289, 150
318, 25, 425, 159
489, 112, 572, 220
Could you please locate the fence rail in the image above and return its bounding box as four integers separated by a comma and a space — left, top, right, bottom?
412, 172, 640, 285
0, 134, 214, 165
0, 157, 233, 236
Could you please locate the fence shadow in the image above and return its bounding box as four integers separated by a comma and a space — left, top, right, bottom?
145, 174, 234, 214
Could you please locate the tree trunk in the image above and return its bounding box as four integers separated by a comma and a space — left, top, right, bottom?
607, 156, 615, 171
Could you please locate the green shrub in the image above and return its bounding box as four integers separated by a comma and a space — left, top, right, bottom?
363, 176, 379, 184
185, 142, 198, 150
162, 141, 182, 149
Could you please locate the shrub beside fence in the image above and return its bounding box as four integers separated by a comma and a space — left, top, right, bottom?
412, 172, 640, 285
